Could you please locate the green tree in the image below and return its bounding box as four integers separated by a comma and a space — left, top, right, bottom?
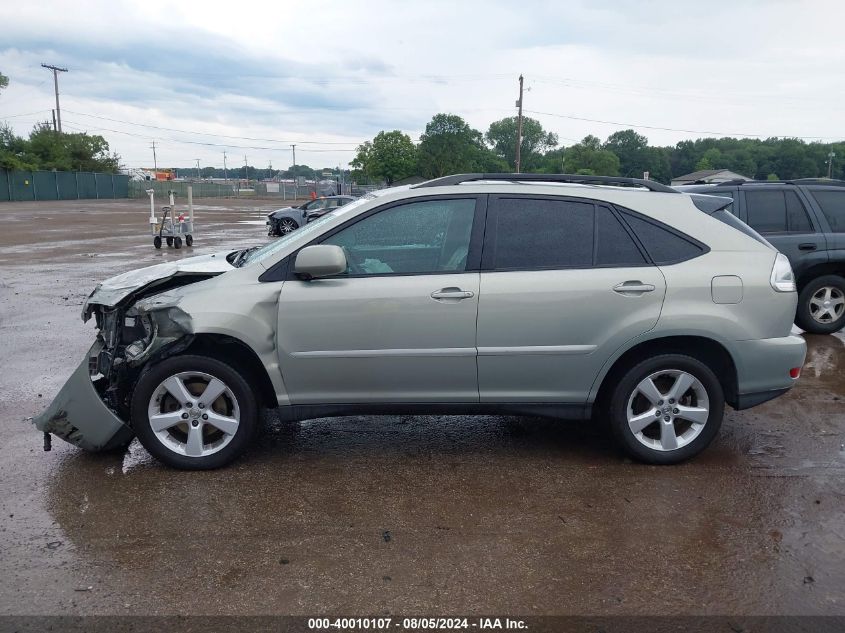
351, 130, 416, 184
0, 71, 8, 94
537, 147, 566, 174
0, 123, 34, 169
417, 113, 503, 178
562, 135, 620, 176
23, 123, 120, 172
485, 116, 558, 171
604, 129, 672, 182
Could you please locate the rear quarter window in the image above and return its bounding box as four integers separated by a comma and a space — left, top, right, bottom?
810, 190, 845, 232
620, 211, 706, 265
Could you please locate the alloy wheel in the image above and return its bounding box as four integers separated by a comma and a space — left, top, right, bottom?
626, 369, 710, 452
147, 371, 240, 458
279, 218, 298, 234
809, 286, 845, 324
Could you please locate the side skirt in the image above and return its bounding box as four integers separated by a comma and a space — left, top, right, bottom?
276, 402, 592, 423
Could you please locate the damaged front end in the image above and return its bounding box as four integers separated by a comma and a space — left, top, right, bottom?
34, 253, 235, 451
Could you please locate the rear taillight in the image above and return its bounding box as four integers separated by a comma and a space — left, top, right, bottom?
790, 367, 801, 379
770, 253, 796, 292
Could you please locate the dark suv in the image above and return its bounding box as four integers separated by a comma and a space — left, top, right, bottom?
681, 179, 845, 334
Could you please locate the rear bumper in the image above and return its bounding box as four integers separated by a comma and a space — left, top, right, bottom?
732, 334, 806, 409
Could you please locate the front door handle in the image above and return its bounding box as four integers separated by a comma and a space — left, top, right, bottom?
799, 243, 818, 251
431, 287, 475, 301
613, 281, 656, 295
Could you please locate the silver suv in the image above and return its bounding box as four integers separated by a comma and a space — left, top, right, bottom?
35, 174, 807, 469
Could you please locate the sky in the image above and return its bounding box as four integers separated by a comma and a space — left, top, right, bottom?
1, 0, 844, 172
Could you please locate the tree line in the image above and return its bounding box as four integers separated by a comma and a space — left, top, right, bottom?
0, 122, 120, 173
351, 113, 845, 184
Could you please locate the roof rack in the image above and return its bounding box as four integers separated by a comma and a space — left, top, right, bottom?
412, 173, 677, 193
718, 178, 845, 187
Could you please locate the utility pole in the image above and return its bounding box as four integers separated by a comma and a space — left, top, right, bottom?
291, 144, 297, 181
51, 110, 57, 132
244, 154, 248, 185
223, 150, 228, 184
514, 74, 524, 174
195, 159, 201, 180
41, 63, 68, 133
151, 140, 158, 172
828, 151, 836, 179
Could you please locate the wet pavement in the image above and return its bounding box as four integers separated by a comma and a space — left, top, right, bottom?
0, 198, 843, 616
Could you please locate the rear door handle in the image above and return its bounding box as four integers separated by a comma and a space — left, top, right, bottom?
613, 281, 656, 295
431, 287, 475, 301
798, 243, 818, 251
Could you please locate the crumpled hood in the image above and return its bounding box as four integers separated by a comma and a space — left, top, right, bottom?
82, 251, 236, 318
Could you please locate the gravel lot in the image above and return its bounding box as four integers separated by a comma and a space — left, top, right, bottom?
0, 198, 843, 617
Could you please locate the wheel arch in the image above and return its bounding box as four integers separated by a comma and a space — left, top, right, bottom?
592, 335, 739, 410
180, 333, 278, 408
796, 264, 845, 290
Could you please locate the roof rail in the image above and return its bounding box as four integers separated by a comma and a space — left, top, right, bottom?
720, 178, 845, 187
412, 173, 678, 193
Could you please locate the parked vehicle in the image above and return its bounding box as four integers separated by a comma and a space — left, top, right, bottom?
679, 179, 845, 334
266, 196, 354, 236
35, 174, 806, 469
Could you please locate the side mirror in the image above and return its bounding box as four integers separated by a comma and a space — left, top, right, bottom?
294, 245, 347, 280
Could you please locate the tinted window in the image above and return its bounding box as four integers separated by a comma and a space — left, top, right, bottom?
494, 198, 594, 269
745, 190, 813, 233
621, 212, 704, 264
811, 190, 845, 232
322, 198, 476, 275
595, 206, 646, 266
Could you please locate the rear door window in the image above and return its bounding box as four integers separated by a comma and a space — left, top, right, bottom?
490, 198, 646, 270
810, 190, 845, 233
745, 189, 813, 233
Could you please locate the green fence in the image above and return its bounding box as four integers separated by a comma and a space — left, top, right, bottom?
0, 169, 129, 202
128, 180, 235, 199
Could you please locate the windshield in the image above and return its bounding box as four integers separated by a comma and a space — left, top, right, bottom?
240, 195, 374, 267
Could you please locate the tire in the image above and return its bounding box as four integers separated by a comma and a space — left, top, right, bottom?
166, 236, 173, 247
130, 355, 259, 470
185, 234, 193, 247
278, 218, 299, 235
153, 236, 162, 249
796, 275, 845, 334
174, 236, 182, 249
607, 354, 724, 465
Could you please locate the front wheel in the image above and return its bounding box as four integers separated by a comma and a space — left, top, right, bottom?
796, 275, 845, 334
278, 218, 299, 235
607, 354, 724, 464
130, 355, 259, 469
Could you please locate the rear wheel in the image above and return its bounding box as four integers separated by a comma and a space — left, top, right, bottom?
185, 234, 193, 247
608, 354, 724, 464
174, 236, 182, 249
131, 355, 258, 469
796, 275, 845, 334
153, 236, 162, 249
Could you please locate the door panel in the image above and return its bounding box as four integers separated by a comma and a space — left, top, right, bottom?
277, 274, 480, 403
739, 188, 828, 280
476, 268, 666, 402
276, 195, 485, 405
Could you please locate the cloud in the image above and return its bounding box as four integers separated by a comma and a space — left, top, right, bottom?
1, 0, 844, 170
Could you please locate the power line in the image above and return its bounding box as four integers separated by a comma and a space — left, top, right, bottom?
60, 119, 358, 151
523, 109, 843, 141
62, 110, 362, 146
